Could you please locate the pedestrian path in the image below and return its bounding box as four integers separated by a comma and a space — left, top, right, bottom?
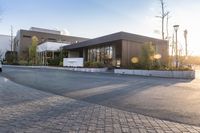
0, 76, 200, 133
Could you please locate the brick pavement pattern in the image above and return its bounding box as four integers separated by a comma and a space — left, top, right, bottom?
0, 76, 200, 133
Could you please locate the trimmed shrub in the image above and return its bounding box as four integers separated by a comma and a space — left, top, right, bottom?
47, 58, 60, 66
18, 60, 29, 65
84, 61, 105, 68
59, 61, 63, 67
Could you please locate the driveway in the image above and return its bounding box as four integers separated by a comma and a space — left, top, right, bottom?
2, 66, 200, 126
1, 75, 200, 133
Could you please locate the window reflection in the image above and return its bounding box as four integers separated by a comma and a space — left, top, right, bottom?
87, 45, 113, 63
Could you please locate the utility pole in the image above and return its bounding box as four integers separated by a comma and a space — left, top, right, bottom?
160, 0, 165, 40
10, 25, 13, 51
161, 0, 165, 40
166, 12, 170, 39
184, 30, 188, 57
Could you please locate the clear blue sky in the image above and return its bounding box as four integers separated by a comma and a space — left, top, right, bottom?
0, 0, 159, 38
0, 0, 200, 55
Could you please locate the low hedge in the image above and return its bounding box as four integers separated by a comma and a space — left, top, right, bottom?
47, 58, 60, 66
84, 61, 105, 68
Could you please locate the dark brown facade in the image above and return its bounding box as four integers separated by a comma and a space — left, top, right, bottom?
121, 40, 168, 67
63, 32, 169, 68
14, 29, 88, 60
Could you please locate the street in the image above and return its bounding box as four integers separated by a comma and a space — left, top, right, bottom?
1, 66, 200, 127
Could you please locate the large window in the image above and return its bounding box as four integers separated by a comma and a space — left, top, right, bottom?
87, 45, 113, 63
105, 46, 112, 59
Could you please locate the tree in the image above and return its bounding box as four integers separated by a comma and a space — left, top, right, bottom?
156, 0, 169, 40
5, 51, 17, 64
140, 42, 156, 69
29, 36, 38, 65
0, 49, 3, 60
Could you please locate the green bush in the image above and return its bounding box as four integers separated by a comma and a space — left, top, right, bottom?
59, 61, 63, 66
140, 42, 156, 69
47, 58, 60, 66
18, 60, 29, 65
165, 66, 192, 71
128, 63, 143, 69
84, 61, 91, 67
84, 61, 105, 68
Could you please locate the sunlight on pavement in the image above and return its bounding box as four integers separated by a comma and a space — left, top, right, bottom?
4, 78, 8, 82
66, 83, 129, 98
195, 70, 200, 79
1, 75, 200, 132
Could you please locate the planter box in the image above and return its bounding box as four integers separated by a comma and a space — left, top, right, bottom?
114, 69, 195, 79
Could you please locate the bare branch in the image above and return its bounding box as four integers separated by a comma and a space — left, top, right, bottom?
0, 49, 3, 60
155, 16, 162, 18
156, 0, 170, 40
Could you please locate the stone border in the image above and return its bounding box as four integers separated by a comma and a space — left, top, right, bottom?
114, 69, 195, 79
3, 65, 196, 79
63, 67, 108, 72
3, 65, 108, 73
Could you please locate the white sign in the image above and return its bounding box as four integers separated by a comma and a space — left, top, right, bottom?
63, 58, 84, 67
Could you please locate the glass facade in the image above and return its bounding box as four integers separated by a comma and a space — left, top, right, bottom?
66, 40, 122, 67
87, 45, 113, 63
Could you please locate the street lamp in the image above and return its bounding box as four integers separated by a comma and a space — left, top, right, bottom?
173, 25, 179, 68
184, 30, 188, 57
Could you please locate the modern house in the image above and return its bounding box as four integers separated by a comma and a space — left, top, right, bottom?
63, 32, 169, 68
14, 27, 88, 61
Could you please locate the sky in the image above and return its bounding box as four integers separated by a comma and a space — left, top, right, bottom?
0, 0, 200, 55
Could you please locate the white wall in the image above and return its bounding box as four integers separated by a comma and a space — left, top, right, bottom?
63, 58, 84, 67
114, 69, 195, 79
0, 35, 11, 59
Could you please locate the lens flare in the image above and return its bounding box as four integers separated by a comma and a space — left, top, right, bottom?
131, 57, 139, 64
154, 54, 162, 59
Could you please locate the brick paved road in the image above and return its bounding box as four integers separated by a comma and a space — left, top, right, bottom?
3, 66, 200, 126
0, 76, 200, 133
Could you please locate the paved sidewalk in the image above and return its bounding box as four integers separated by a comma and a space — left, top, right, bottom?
0, 76, 200, 133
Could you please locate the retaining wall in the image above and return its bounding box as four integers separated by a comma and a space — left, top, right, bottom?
114, 69, 195, 79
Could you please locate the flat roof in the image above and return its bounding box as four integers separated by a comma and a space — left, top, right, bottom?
37, 42, 69, 52
30, 27, 61, 35
18, 29, 89, 40
63, 32, 168, 50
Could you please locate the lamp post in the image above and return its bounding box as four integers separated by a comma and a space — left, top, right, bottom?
184, 30, 188, 57
173, 25, 179, 68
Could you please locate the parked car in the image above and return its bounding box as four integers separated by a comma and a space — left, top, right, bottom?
0, 61, 2, 72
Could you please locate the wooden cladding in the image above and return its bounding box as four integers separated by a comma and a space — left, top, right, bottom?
121, 40, 168, 68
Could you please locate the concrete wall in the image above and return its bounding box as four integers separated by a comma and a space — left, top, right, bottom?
114, 69, 195, 79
